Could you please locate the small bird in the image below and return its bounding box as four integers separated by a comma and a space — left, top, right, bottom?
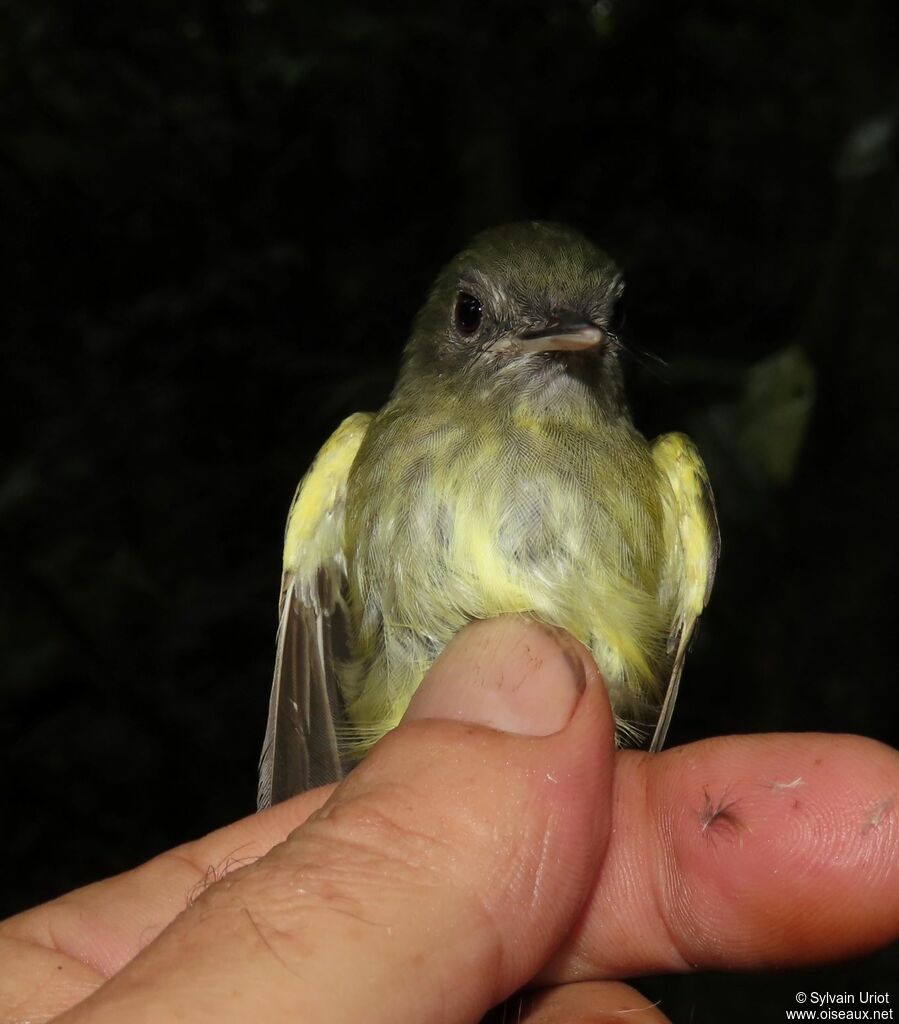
258, 222, 719, 808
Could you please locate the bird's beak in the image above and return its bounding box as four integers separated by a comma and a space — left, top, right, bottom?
488, 315, 605, 355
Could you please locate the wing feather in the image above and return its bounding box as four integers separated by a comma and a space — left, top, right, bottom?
257, 412, 372, 808
649, 432, 720, 752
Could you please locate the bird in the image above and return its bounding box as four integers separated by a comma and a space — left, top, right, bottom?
258, 221, 719, 809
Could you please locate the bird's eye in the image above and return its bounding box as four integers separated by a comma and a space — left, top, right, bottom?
454, 292, 483, 335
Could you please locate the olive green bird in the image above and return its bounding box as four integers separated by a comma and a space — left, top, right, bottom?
258, 222, 719, 808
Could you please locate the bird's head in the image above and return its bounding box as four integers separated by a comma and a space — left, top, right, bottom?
396, 222, 627, 413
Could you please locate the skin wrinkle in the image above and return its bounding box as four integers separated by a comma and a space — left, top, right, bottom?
486, 790, 566, 933
276, 831, 442, 917
189, 852, 401, 983
310, 778, 459, 871
456, 896, 510, 1011
427, 968, 455, 1024
3, 973, 41, 1024
255, 763, 541, 998
410, 845, 513, 1015
624, 750, 741, 972
561, 750, 690, 980
149, 888, 324, 1024
34, 915, 88, 985
646, 763, 698, 973
474, 781, 560, 923
1, 935, 105, 1024
258, 865, 391, 934
38, 901, 131, 983
528, 814, 559, 914
238, 904, 306, 982
323, 763, 512, 877
560, 764, 648, 983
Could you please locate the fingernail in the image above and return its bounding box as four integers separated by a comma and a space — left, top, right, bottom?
403, 617, 589, 736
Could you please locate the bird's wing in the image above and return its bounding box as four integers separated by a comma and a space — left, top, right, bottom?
649, 432, 720, 752
257, 412, 373, 808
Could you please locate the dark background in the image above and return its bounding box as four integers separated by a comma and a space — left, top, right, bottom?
2, 0, 897, 1019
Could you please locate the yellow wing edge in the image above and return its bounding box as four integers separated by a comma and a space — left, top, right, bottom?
283, 411, 373, 587
258, 411, 373, 807
649, 431, 720, 752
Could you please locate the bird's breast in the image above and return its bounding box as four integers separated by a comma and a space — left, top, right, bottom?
344, 404, 670, 708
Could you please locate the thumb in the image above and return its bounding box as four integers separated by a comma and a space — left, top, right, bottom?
61, 617, 616, 1024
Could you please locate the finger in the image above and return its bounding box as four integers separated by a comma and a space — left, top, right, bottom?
545, 732, 899, 980
55, 617, 616, 1024
516, 981, 669, 1023
0, 787, 333, 1022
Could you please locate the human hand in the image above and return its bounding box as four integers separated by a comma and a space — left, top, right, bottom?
3, 617, 897, 1023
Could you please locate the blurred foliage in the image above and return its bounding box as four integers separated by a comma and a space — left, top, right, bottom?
1, 0, 897, 1016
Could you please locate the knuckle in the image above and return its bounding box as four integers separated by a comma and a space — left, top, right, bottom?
299, 781, 453, 892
